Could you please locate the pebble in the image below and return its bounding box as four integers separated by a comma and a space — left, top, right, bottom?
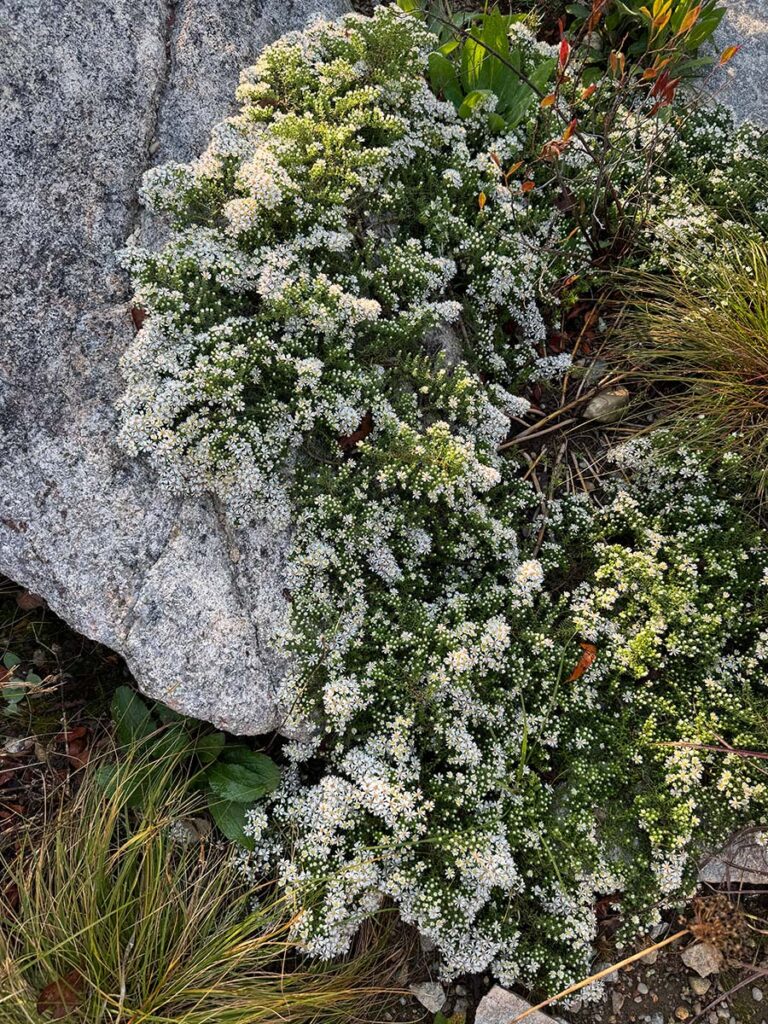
611, 991, 626, 1013
675, 1007, 690, 1021
637, 982, 649, 995
2, 735, 33, 754
681, 941, 723, 978
583, 387, 630, 423
754, 987, 765, 1002
409, 982, 445, 1014
690, 977, 712, 997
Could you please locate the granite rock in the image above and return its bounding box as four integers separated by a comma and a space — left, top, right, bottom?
475, 986, 564, 1024
0, 0, 348, 733
699, 830, 768, 887
712, 0, 768, 125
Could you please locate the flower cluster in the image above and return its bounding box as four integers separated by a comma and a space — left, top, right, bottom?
119, 3, 768, 997
274, 433, 768, 990
119, 6, 580, 523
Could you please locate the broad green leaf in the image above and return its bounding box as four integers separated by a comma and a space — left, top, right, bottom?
219, 748, 281, 790
2, 652, 21, 669
208, 798, 255, 850
428, 51, 463, 107
529, 56, 557, 95
460, 36, 486, 92
206, 760, 280, 803
111, 686, 156, 747
195, 731, 226, 766
458, 88, 494, 119
154, 703, 185, 726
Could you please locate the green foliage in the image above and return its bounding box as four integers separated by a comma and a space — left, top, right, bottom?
411, 6, 557, 130
107, 686, 280, 849
0, 746, 404, 1024
1, 652, 43, 718
117, 0, 768, 998
567, 0, 725, 68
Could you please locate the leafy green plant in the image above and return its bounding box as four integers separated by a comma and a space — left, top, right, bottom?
567, 0, 726, 70
0, 745, 405, 1024
106, 686, 280, 848
416, 5, 557, 129
1, 651, 43, 717
613, 231, 768, 497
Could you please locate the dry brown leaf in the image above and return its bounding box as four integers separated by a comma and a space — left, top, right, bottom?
37, 969, 84, 1020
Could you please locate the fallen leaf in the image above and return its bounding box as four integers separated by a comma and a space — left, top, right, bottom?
3, 881, 19, 911
566, 642, 597, 682
338, 410, 373, 453
55, 726, 91, 769
16, 590, 46, 611
37, 970, 84, 1020
130, 306, 147, 331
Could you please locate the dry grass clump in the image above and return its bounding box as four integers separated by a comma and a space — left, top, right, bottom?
0, 745, 406, 1024
613, 231, 768, 497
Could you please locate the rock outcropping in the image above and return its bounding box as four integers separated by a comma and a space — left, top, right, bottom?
713, 0, 768, 125
1, 0, 764, 734
0, 0, 347, 734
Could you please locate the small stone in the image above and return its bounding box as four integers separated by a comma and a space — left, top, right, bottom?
691, 977, 712, 997
2, 735, 33, 754
611, 991, 626, 1014
409, 983, 446, 1015
637, 982, 649, 995
754, 988, 764, 1002
676, 1007, 691, 1021
474, 986, 560, 1024
583, 386, 630, 423
681, 941, 723, 977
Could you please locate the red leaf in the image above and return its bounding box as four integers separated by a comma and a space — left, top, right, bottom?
559, 39, 571, 69
37, 970, 84, 1020
566, 642, 597, 682
16, 590, 46, 611
338, 410, 373, 453
130, 306, 147, 332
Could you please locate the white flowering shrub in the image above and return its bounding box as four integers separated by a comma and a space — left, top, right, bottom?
119, 3, 768, 998
268, 437, 768, 989
119, 7, 584, 523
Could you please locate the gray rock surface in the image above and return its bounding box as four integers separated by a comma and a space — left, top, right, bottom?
0, 0, 348, 734
475, 986, 564, 1024
712, 0, 768, 124
699, 829, 768, 887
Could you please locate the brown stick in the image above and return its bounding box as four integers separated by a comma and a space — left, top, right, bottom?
509, 929, 689, 1022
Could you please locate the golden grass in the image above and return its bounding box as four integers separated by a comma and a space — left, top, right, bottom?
0, 746, 407, 1024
